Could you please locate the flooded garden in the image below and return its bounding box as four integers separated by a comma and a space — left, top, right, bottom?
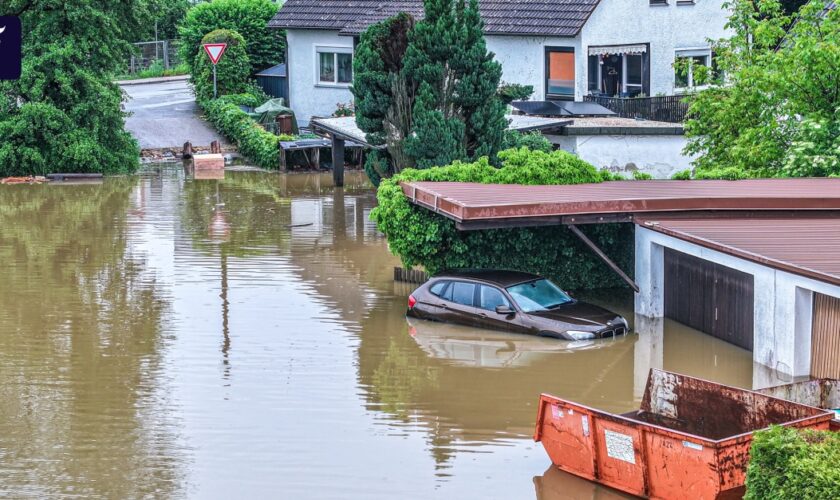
0, 168, 756, 499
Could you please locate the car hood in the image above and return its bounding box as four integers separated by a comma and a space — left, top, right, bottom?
527, 301, 622, 328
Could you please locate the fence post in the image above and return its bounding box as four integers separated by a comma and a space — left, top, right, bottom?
163, 40, 170, 70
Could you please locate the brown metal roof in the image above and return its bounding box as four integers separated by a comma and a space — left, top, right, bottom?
401, 179, 840, 227
636, 216, 840, 287
270, 0, 602, 37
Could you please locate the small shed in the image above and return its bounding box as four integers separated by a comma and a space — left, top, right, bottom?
255, 63, 289, 101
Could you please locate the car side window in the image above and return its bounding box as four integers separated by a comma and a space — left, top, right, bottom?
429, 280, 448, 297
448, 282, 476, 307
479, 285, 510, 311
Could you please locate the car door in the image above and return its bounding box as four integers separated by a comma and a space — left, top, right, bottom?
476, 284, 529, 333
439, 280, 481, 326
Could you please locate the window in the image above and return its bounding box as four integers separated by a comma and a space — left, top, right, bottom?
545, 47, 575, 100
674, 49, 713, 90
479, 285, 511, 312
443, 282, 476, 307
317, 48, 353, 85
506, 279, 572, 313
429, 280, 449, 297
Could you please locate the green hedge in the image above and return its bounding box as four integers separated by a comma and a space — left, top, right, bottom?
193, 29, 252, 103
371, 148, 634, 290
746, 426, 840, 499
201, 94, 279, 170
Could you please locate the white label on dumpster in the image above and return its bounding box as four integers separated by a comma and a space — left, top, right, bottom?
581, 416, 590, 437
683, 440, 703, 451
551, 405, 563, 419
604, 430, 636, 464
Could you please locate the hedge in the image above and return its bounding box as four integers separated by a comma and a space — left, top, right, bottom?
745, 426, 840, 499
371, 148, 634, 290
201, 94, 279, 170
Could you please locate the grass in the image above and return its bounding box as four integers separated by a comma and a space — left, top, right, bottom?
115, 61, 190, 81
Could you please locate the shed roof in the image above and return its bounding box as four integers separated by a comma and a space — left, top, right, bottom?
255, 63, 287, 77
636, 215, 840, 287
401, 179, 840, 228
269, 0, 602, 37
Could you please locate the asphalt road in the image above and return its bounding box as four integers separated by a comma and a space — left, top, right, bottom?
122, 79, 227, 149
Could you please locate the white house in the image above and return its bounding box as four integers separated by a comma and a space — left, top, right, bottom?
270, 0, 732, 126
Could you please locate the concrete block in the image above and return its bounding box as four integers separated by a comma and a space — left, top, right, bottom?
193, 154, 224, 171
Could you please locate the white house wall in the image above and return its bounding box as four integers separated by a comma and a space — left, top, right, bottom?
635, 226, 840, 389
548, 133, 693, 178
286, 29, 354, 126
581, 0, 731, 96
485, 35, 583, 101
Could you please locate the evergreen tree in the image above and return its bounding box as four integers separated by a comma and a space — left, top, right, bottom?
351, 0, 508, 176
0, 0, 147, 176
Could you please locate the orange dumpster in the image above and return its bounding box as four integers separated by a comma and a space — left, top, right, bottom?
757, 378, 840, 432
534, 369, 834, 499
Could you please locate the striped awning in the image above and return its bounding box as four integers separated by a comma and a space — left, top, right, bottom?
588, 44, 647, 56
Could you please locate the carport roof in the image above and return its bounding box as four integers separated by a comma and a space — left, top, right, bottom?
401, 179, 840, 229
636, 216, 840, 287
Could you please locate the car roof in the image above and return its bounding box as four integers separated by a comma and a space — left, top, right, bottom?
432, 269, 542, 288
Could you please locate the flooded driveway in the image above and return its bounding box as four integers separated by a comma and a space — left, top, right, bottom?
0, 168, 755, 499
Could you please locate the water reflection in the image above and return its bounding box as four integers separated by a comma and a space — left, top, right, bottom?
0, 180, 180, 498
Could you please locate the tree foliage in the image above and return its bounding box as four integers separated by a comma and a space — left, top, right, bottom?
178, 0, 284, 74
371, 148, 633, 290
352, 0, 508, 177
0, 0, 143, 176
192, 29, 252, 102
683, 0, 840, 178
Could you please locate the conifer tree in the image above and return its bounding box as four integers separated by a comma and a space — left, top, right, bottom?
352, 0, 507, 176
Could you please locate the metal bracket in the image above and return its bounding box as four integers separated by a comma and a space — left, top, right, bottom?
567, 224, 639, 293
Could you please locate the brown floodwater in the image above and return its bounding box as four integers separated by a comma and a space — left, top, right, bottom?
0, 168, 757, 499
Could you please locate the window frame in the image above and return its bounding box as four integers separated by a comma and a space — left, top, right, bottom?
314, 45, 354, 87
544, 46, 576, 101
674, 48, 713, 92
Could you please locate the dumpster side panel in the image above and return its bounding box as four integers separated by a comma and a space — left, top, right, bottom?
593, 419, 647, 497
645, 433, 720, 500
716, 440, 752, 495
536, 398, 597, 480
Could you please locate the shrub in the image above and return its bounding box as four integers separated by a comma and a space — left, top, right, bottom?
193, 30, 252, 102
202, 94, 279, 170
371, 148, 633, 290
671, 169, 692, 180
692, 166, 753, 180
632, 171, 654, 180
745, 426, 840, 499
178, 0, 284, 74
501, 131, 553, 153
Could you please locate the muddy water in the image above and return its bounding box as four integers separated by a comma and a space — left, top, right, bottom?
0, 168, 756, 499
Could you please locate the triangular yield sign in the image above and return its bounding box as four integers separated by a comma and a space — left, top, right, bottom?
203, 43, 228, 65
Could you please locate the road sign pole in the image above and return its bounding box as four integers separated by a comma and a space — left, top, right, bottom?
213, 63, 218, 99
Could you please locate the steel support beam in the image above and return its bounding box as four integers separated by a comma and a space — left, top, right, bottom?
568, 224, 639, 293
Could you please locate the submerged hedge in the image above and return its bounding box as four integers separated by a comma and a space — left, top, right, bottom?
745, 426, 840, 499
371, 148, 635, 290
200, 94, 279, 170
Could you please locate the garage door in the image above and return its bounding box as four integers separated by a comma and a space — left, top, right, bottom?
811, 293, 840, 378
664, 248, 755, 351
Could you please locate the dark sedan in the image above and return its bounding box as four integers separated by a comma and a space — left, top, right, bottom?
407, 270, 629, 341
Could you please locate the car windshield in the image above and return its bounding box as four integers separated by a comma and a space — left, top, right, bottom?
506, 279, 573, 313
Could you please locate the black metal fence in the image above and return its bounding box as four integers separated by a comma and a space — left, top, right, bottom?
584, 95, 690, 123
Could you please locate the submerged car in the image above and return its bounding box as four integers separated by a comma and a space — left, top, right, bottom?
407, 270, 629, 341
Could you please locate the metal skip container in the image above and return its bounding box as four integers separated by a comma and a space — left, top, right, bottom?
534, 369, 834, 499
756, 378, 840, 431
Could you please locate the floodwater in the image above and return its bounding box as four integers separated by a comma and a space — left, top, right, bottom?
0, 168, 757, 499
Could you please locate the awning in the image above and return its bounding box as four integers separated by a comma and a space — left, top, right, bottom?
588, 44, 647, 56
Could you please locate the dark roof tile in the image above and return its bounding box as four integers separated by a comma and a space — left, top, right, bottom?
270, 0, 602, 37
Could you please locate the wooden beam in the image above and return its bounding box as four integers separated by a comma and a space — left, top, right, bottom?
567, 224, 639, 293
332, 135, 345, 187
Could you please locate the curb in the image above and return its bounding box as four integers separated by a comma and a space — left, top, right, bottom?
116, 74, 191, 86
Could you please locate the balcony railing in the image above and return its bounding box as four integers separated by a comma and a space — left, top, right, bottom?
584, 95, 690, 123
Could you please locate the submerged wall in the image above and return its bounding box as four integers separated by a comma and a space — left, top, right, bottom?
635, 226, 840, 389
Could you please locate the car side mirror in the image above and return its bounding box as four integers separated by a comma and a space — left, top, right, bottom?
495, 305, 515, 315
